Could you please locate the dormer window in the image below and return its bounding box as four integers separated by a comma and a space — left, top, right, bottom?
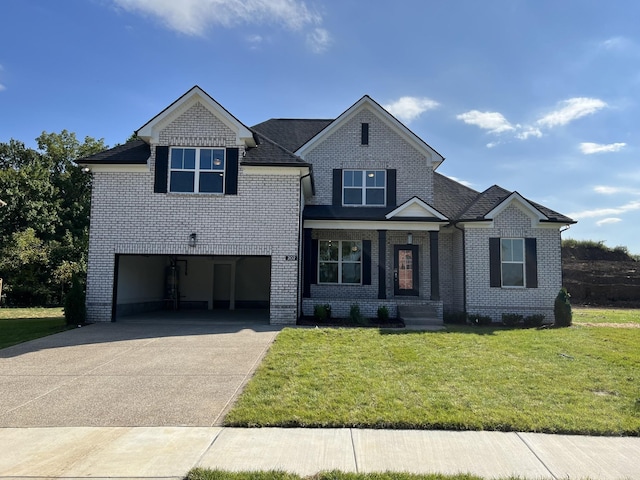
169, 147, 225, 193
343, 170, 386, 206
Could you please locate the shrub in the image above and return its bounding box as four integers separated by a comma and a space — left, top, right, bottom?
64, 274, 86, 325
554, 287, 572, 327
444, 311, 468, 324
501, 313, 523, 327
468, 313, 492, 326
524, 314, 546, 328
376, 305, 390, 322
313, 304, 331, 321
349, 304, 365, 325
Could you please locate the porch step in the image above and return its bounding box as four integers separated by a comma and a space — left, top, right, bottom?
398, 304, 443, 329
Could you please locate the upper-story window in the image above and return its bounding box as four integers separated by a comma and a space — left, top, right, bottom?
501, 238, 525, 287
169, 147, 225, 193
343, 170, 386, 206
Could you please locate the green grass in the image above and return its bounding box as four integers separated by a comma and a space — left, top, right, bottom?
225, 325, 640, 435
0, 307, 70, 349
186, 470, 493, 480
573, 307, 640, 324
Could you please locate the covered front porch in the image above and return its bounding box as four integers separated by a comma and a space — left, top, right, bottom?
301, 198, 448, 324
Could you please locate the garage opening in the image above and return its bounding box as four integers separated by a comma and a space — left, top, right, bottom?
113, 254, 271, 320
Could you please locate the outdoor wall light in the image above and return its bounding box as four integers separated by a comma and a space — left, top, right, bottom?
188, 233, 197, 247
407, 232, 413, 244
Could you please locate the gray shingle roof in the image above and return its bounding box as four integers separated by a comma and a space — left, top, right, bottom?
242, 131, 310, 166
78, 140, 150, 164
251, 119, 333, 152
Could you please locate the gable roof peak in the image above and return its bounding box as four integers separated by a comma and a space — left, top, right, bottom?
135, 85, 255, 147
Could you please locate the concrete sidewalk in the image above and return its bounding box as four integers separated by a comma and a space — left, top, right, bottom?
1, 426, 638, 480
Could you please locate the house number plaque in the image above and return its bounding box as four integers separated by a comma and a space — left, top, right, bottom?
285, 255, 298, 261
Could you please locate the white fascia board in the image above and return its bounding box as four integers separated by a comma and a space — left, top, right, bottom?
485, 192, 548, 222
83, 164, 149, 173
242, 165, 310, 176
137, 86, 255, 147
304, 219, 447, 231
386, 197, 448, 220
294, 96, 444, 167
458, 221, 494, 229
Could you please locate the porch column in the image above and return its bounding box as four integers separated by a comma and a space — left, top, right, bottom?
378, 230, 387, 299
430, 231, 440, 301
303, 228, 312, 298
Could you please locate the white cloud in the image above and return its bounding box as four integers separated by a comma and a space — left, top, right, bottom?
306, 28, 331, 54
444, 175, 473, 188
596, 217, 622, 226
536, 97, 607, 128
569, 200, 640, 219
384, 96, 440, 123
594, 185, 640, 195
486, 141, 500, 148
579, 142, 626, 154
0, 84, 5, 92
456, 110, 514, 134
112, 0, 323, 38
600, 36, 632, 51
515, 126, 542, 140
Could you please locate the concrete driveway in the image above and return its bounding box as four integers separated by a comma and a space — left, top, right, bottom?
0, 312, 281, 427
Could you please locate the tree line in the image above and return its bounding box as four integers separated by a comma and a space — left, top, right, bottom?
0, 131, 107, 306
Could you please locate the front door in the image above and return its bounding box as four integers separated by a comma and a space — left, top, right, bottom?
394, 245, 419, 296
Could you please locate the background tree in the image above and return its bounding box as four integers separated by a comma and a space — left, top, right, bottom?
0, 131, 107, 306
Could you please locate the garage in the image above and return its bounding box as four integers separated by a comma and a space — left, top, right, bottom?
113, 254, 271, 319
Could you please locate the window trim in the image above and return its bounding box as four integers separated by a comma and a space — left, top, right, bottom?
168, 146, 226, 194
342, 170, 386, 207
500, 238, 525, 288
317, 240, 363, 285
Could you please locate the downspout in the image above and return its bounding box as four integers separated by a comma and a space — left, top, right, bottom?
452, 222, 467, 313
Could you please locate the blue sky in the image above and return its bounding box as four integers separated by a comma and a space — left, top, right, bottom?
1, 0, 640, 253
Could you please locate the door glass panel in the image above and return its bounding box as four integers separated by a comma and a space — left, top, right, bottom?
398, 249, 413, 290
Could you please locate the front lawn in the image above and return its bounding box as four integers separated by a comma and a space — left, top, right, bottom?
225, 325, 640, 435
573, 307, 640, 324
187, 470, 491, 480
0, 307, 70, 349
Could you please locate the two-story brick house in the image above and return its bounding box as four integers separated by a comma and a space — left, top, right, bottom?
80, 86, 575, 325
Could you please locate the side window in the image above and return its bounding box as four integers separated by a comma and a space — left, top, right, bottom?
501, 238, 525, 287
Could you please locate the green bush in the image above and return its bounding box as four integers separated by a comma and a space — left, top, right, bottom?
468, 313, 492, 326
349, 304, 365, 325
376, 305, 390, 322
501, 313, 523, 327
313, 304, 331, 321
524, 314, 546, 328
554, 287, 572, 327
64, 274, 86, 325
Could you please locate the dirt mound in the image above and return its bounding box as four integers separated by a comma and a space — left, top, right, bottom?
562, 244, 640, 307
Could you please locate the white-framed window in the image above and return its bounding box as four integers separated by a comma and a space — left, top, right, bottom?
318, 240, 362, 284
343, 170, 386, 206
501, 238, 525, 287
169, 147, 225, 193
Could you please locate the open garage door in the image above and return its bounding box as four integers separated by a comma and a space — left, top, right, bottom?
113, 254, 271, 320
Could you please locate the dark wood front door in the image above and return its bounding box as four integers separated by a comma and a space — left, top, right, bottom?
394, 245, 419, 296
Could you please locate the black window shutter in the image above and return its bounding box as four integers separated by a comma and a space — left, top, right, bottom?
225, 148, 239, 195
332, 169, 342, 205
154, 146, 169, 193
386, 169, 397, 207
311, 239, 318, 284
303, 229, 313, 297
525, 238, 538, 288
489, 237, 501, 287
361, 123, 369, 145
362, 239, 372, 285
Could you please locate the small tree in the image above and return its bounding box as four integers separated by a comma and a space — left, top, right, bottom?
64, 274, 86, 325
554, 287, 572, 327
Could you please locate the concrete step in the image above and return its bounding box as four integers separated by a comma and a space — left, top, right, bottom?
398, 305, 443, 329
